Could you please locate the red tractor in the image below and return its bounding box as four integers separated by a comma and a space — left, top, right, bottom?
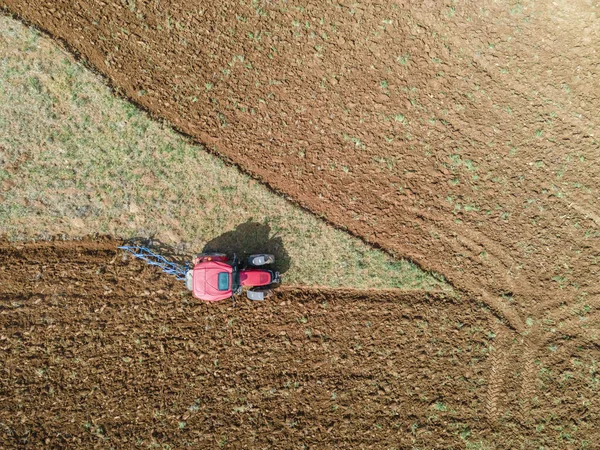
185, 253, 280, 302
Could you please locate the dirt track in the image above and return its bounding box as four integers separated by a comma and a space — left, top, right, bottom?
3, 0, 598, 341
1, 239, 599, 448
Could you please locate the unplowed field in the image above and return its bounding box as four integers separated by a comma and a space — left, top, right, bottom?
1, 239, 597, 448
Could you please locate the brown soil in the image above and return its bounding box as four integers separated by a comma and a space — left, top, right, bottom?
1, 0, 600, 445
3, 0, 598, 340
2, 239, 597, 448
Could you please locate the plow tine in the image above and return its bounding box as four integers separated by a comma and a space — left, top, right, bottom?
118, 245, 189, 281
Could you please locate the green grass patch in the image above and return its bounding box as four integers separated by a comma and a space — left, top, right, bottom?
0, 15, 449, 291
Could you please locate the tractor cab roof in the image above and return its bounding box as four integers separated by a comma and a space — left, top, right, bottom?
192, 261, 233, 302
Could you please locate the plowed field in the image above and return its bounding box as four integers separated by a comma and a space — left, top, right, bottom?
1, 0, 600, 446
1, 239, 598, 448
3, 0, 599, 338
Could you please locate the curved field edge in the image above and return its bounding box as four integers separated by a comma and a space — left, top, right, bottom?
0, 14, 448, 291
0, 2, 597, 446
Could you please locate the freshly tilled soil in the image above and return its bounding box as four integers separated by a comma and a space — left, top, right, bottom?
1, 239, 599, 448
0, 239, 490, 448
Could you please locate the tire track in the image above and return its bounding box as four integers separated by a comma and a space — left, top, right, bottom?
560, 195, 600, 228
518, 340, 539, 422
540, 295, 600, 325
419, 222, 525, 331
477, 291, 525, 333
422, 218, 520, 279
547, 312, 600, 347
485, 323, 512, 424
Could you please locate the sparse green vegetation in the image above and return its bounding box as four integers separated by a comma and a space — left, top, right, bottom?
343, 133, 366, 149
433, 401, 448, 412
393, 113, 407, 124
396, 54, 410, 65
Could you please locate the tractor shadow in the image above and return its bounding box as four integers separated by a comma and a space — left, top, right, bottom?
203, 220, 291, 274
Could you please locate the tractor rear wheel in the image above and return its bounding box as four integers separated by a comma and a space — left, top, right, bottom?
198, 252, 227, 258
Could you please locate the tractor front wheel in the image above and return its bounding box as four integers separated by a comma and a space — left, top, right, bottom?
185, 270, 193, 291
247, 254, 275, 266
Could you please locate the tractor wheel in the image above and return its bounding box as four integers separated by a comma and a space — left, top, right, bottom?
198, 252, 227, 259
198, 252, 227, 258
185, 270, 193, 291
246, 287, 274, 301
247, 254, 275, 266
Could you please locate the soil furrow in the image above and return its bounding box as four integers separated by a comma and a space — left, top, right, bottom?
2, 238, 597, 447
